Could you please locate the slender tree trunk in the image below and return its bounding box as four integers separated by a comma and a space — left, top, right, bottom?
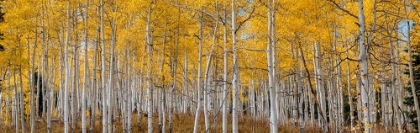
57, 41, 63, 118
267, 0, 278, 132
9, 70, 19, 133
82, 1, 89, 132
193, 10, 204, 133
203, 50, 210, 132
127, 55, 132, 132
90, 20, 100, 133
146, 1, 154, 132
13, 70, 19, 133
231, 0, 239, 132
298, 49, 305, 133
395, 29, 404, 132
40, 2, 52, 131
6, 95, 9, 125
292, 46, 298, 125
380, 46, 387, 132
169, 18, 180, 133
6, 73, 10, 128
99, 0, 108, 131
332, 31, 344, 133
108, 2, 117, 131
345, 41, 354, 132
157, 29, 165, 133
403, 1, 420, 130
384, 14, 395, 132
71, 34, 77, 131
71, 14, 80, 130
222, 4, 229, 133
48, 53, 55, 133
314, 41, 327, 132
36, 54, 42, 126
357, 0, 371, 132
183, 50, 189, 114
64, 1, 71, 132
203, 24, 217, 132
406, 20, 420, 132
29, 16, 39, 133
18, 67, 25, 133
137, 74, 143, 130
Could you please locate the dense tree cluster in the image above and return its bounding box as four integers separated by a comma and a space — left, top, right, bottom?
0, 0, 420, 133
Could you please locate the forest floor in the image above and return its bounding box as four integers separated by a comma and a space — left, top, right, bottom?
0, 112, 388, 133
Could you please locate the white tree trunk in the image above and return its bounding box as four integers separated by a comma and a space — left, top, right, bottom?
90, 21, 100, 133
193, 10, 204, 133
29, 14, 39, 133
267, 0, 278, 132
146, 2, 154, 132
222, 5, 229, 133
402, 1, 420, 130
108, 5, 117, 131
357, 1, 371, 132
314, 41, 327, 132
12, 70, 18, 133
183, 50, 189, 114
231, 0, 239, 132
127, 62, 132, 132
47, 52, 54, 133
64, 1, 71, 132
82, 1, 89, 132
100, 0, 107, 131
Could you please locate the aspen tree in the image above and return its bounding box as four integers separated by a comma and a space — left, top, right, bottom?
345, 41, 354, 132
183, 49, 189, 114
222, 2, 229, 133
64, 1, 71, 132
29, 16, 39, 133
43, 1, 51, 132
203, 24, 217, 132
71, 11, 79, 130
146, 1, 154, 132
99, 0, 107, 131
90, 20, 100, 133
404, 0, 420, 131
193, 9, 204, 133
231, 0, 239, 132
357, 0, 371, 132
169, 5, 181, 131
18, 68, 24, 133
82, 0, 89, 132
12, 70, 18, 133
108, 0, 118, 131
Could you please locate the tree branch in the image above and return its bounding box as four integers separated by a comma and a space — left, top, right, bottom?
235, 7, 255, 34
326, 0, 358, 19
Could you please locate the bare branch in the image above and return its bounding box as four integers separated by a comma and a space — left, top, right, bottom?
235, 7, 255, 34
326, 0, 358, 19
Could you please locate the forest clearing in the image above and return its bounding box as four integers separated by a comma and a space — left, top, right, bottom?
0, 0, 420, 133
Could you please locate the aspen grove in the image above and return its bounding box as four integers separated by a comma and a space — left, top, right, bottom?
1, 0, 420, 133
